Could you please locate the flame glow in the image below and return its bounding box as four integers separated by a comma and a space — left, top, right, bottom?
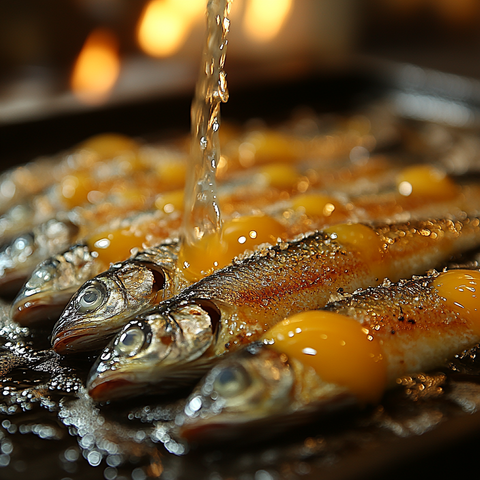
71, 28, 120, 105
137, 0, 205, 58
243, 0, 293, 42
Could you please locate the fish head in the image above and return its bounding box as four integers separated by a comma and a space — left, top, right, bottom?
51, 259, 169, 354
176, 343, 294, 443
11, 244, 98, 326
0, 218, 79, 297
87, 299, 221, 401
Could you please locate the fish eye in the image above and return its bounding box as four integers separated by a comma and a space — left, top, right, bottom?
213, 364, 252, 398
77, 281, 107, 312
115, 326, 147, 357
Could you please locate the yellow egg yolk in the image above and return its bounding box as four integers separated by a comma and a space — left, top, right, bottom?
291, 193, 346, 218
156, 160, 186, 189
79, 133, 139, 159
396, 165, 458, 199
262, 310, 387, 403
240, 130, 299, 166
155, 189, 184, 214
257, 164, 300, 190
87, 228, 149, 267
178, 214, 286, 282
433, 269, 480, 335
59, 172, 96, 209
323, 223, 386, 280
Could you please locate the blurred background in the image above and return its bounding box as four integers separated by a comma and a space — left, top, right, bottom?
1, 0, 480, 159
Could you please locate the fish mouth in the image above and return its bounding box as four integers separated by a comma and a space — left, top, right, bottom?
52, 326, 111, 354
11, 294, 71, 326
87, 374, 148, 402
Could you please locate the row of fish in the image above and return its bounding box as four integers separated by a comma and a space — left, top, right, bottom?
82, 216, 480, 403
178, 268, 480, 442
10, 159, 480, 327
0, 137, 403, 298
4, 119, 480, 445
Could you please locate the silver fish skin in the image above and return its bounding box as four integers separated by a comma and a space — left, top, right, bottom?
11, 208, 183, 326
86, 216, 480, 402
176, 269, 480, 443
51, 242, 184, 354
0, 218, 79, 297
11, 244, 101, 326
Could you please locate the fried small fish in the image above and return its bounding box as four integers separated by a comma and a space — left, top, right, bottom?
177, 268, 480, 442
11, 244, 102, 325
47, 165, 480, 349
51, 242, 185, 353
11, 209, 183, 325
0, 218, 80, 297
86, 216, 480, 401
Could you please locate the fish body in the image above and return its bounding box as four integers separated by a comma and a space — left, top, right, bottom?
87, 216, 480, 401
11, 209, 183, 325
46, 168, 480, 348
0, 218, 80, 297
51, 242, 185, 353
0, 133, 145, 216
11, 244, 102, 325
177, 268, 480, 442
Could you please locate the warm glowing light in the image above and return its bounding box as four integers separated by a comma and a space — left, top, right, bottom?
71, 28, 120, 105
243, 0, 293, 42
137, 0, 205, 58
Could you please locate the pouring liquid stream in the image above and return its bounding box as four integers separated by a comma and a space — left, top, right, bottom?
179, 0, 232, 282
179, 0, 288, 282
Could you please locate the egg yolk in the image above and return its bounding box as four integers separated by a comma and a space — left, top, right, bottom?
155, 189, 184, 214
156, 160, 187, 189
59, 172, 96, 209
323, 223, 387, 281
433, 269, 480, 335
79, 133, 139, 159
178, 214, 286, 282
291, 193, 346, 218
241, 130, 299, 166
257, 164, 300, 189
396, 165, 458, 199
87, 228, 149, 267
262, 310, 386, 403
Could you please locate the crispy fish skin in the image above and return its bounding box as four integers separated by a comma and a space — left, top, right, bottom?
11, 244, 102, 326
51, 242, 184, 354
177, 269, 480, 443
87, 216, 480, 402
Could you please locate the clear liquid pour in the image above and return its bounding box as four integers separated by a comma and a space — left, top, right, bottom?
180, 0, 233, 281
